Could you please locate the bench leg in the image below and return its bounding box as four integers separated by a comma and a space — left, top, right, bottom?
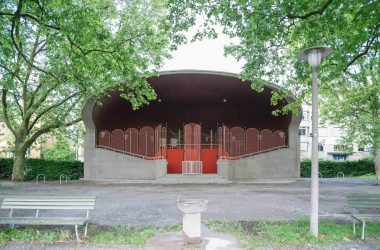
75, 225, 80, 242
84, 222, 88, 237
353, 219, 356, 235
361, 220, 365, 240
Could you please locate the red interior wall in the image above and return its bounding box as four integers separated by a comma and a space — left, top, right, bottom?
166, 148, 218, 174
167, 149, 183, 173
202, 149, 217, 174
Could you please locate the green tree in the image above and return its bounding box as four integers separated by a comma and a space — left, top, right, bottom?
42, 134, 75, 161
0, 0, 181, 181
320, 58, 379, 183
167, 0, 380, 181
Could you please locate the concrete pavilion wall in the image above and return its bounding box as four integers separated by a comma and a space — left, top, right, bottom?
218, 110, 301, 180
82, 71, 302, 181
82, 99, 167, 180
83, 97, 301, 181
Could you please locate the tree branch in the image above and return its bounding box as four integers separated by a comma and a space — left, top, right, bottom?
23, 33, 41, 117
344, 34, 378, 72
30, 82, 61, 112
287, 0, 333, 19
28, 91, 82, 132
1, 89, 17, 136
9, 4, 62, 85
11, 91, 24, 116
0, 63, 24, 83
26, 117, 82, 148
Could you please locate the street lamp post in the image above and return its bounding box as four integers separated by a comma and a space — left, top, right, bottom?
297, 46, 332, 237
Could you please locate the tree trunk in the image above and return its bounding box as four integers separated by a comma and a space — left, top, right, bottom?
375, 150, 380, 185
12, 143, 27, 182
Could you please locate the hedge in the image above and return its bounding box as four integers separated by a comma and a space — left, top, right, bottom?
0, 158, 83, 181
300, 158, 375, 178
0, 157, 375, 180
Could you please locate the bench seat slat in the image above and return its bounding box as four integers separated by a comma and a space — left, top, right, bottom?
347, 204, 380, 208
3, 198, 96, 202
3, 196, 96, 199
1, 205, 95, 210
2, 201, 96, 206
0, 217, 89, 225
352, 214, 380, 222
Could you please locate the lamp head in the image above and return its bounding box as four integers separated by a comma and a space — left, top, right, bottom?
297, 46, 333, 67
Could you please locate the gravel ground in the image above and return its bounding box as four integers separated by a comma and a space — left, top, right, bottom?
0, 178, 379, 226
0, 178, 379, 249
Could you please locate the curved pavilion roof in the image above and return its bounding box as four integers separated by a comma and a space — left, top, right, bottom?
92, 70, 293, 132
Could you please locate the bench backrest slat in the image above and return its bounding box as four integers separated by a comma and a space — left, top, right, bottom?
1, 196, 96, 210
347, 195, 380, 209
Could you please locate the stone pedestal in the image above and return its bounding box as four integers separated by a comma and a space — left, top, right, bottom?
182, 213, 201, 243
176, 196, 208, 245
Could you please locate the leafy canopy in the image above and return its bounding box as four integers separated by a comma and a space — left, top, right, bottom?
0, 0, 181, 149
167, 0, 380, 150
167, 0, 379, 108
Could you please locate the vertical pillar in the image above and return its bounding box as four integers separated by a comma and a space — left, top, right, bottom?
310, 66, 319, 236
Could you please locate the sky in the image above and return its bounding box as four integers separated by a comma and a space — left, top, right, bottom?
162, 32, 244, 74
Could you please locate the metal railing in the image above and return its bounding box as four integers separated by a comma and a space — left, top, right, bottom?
36, 174, 45, 183
60, 174, 68, 184
182, 161, 202, 174
336, 172, 345, 178
219, 145, 288, 160
96, 145, 165, 160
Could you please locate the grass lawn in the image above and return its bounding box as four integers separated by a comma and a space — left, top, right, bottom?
351, 174, 377, 180
0, 224, 180, 246
0, 220, 379, 248
205, 220, 380, 248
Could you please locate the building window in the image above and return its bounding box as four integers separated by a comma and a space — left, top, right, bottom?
302, 111, 309, 121
334, 144, 345, 152
318, 143, 324, 151
332, 154, 347, 161
300, 142, 309, 151
299, 127, 308, 136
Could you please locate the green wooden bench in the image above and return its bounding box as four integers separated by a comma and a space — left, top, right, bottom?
0, 196, 96, 241
347, 194, 380, 240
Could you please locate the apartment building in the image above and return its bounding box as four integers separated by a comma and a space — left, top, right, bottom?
299, 105, 370, 160
0, 123, 84, 161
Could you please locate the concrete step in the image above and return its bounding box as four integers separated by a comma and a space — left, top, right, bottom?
159, 174, 226, 180
155, 174, 232, 184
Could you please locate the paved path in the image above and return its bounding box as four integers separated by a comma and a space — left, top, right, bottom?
0, 178, 378, 226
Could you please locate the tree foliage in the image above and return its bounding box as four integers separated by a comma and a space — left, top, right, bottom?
167, 0, 379, 107
167, 0, 380, 181
42, 134, 75, 161
0, 0, 182, 180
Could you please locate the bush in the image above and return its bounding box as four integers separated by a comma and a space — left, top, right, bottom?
0, 158, 83, 181
300, 158, 375, 178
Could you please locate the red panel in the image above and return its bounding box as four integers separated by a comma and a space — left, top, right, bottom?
167, 149, 183, 173
139, 126, 154, 157
274, 130, 286, 147
230, 127, 245, 157
155, 125, 162, 157
217, 127, 223, 158
184, 123, 201, 161
223, 126, 230, 157
98, 130, 110, 147
111, 129, 124, 151
125, 128, 138, 154
260, 129, 273, 151
202, 149, 217, 173
161, 127, 167, 159
246, 128, 259, 154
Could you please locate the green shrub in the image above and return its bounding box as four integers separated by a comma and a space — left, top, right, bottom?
300, 158, 375, 178
0, 158, 83, 181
